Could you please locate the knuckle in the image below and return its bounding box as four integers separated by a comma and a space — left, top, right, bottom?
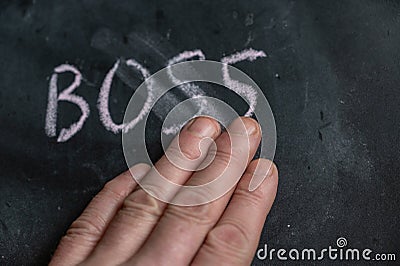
167, 205, 214, 227
213, 133, 242, 166
101, 172, 136, 197
215, 148, 232, 165
65, 214, 105, 242
214, 148, 242, 169
207, 221, 250, 251
142, 178, 175, 200
98, 185, 124, 203
234, 184, 266, 206
167, 190, 215, 226
119, 189, 163, 222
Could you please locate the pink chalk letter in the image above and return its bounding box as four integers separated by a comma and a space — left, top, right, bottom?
221, 48, 266, 116
45, 64, 89, 142
98, 59, 154, 134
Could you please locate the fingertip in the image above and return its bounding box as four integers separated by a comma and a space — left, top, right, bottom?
241, 116, 261, 136
247, 158, 278, 192
228, 116, 261, 137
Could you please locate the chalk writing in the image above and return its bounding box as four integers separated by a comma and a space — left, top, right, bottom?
45, 48, 266, 142
98, 59, 154, 134
221, 48, 266, 116
45, 64, 90, 142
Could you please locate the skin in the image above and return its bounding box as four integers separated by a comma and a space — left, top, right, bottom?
50, 116, 279, 266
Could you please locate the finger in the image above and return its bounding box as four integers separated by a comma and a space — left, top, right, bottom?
85, 117, 220, 265
49, 163, 150, 266
129, 117, 261, 266
192, 159, 278, 266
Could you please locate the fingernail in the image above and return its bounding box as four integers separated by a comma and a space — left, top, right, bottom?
187, 117, 219, 138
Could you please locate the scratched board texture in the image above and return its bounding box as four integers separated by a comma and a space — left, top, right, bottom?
0, 0, 399, 265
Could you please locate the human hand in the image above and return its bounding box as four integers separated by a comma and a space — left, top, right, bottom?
50, 117, 278, 266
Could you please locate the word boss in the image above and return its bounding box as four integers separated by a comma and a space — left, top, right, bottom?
45, 48, 266, 142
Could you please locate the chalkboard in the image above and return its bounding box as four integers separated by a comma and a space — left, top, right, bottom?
0, 0, 399, 264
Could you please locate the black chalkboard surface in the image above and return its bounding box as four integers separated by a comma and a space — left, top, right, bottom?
1, 0, 399, 265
